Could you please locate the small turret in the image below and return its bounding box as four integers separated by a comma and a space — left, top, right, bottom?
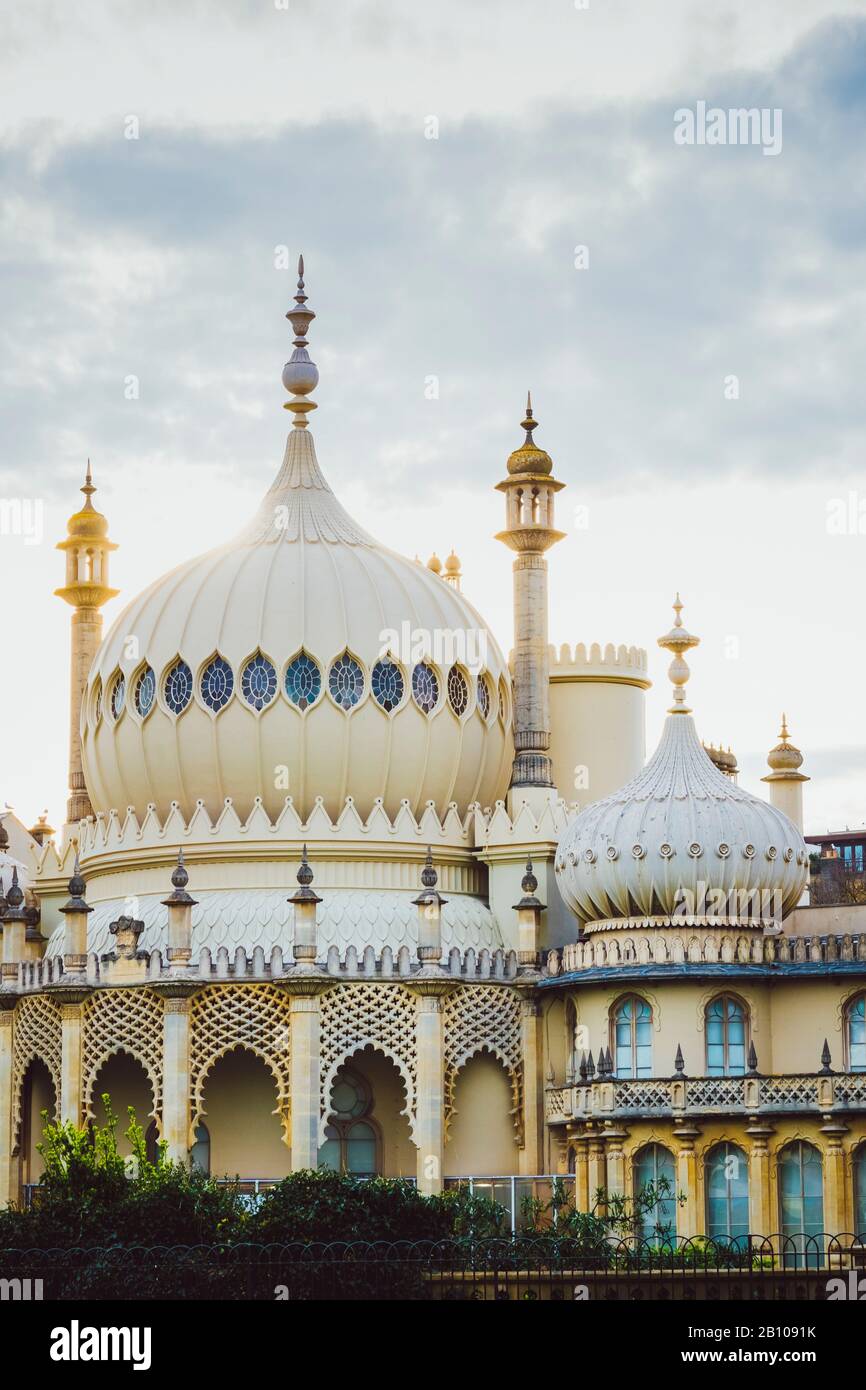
762, 714, 808, 831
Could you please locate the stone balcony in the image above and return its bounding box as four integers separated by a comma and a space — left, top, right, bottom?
545, 1070, 866, 1126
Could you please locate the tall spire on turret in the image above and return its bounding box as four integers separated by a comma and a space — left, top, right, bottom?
495, 394, 565, 800
56, 462, 119, 836
282, 254, 319, 429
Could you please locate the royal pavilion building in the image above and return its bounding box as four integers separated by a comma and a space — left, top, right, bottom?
1, 261, 865, 1247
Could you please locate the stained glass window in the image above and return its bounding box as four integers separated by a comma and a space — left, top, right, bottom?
705, 995, 747, 1076
411, 662, 439, 714
498, 678, 509, 724
200, 656, 234, 711
476, 674, 491, 720
164, 659, 193, 715
371, 658, 404, 712
110, 673, 125, 720
855, 1146, 866, 1237
134, 665, 155, 717
94, 684, 102, 723
328, 653, 364, 710
241, 653, 278, 711
447, 665, 469, 717
285, 652, 322, 711
706, 1143, 749, 1248
848, 995, 866, 1071
614, 996, 652, 1078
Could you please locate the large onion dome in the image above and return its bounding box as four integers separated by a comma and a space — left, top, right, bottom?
80, 262, 513, 824
555, 599, 809, 930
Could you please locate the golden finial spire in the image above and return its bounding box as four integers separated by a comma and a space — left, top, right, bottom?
282, 253, 319, 429
657, 593, 700, 713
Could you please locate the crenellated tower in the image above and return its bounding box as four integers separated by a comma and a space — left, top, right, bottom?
55, 463, 118, 831
495, 395, 565, 806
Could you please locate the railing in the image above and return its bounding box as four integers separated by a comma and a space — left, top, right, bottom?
545, 1070, 866, 1123
0, 1234, 863, 1300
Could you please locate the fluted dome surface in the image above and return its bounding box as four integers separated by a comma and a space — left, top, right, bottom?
81, 429, 512, 823
555, 712, 809, 928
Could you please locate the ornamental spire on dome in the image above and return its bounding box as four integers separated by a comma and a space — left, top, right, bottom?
282, 254, 319, 430
657, 594, 700, 714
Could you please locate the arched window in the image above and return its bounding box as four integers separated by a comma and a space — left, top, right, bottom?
705, 1143, 749, 1247
847, 995, 866, 1072
164, 659, 193, 715
411, 662, 439, 714
476, 674, 491, 721
328, 652, 364, 711
241, 652, 277, 711
109, 672, 126, 720
318, 1067, 379, 1177
613, 996, 652, 1078
705, 994, 747, 1076
200, 655, 234, 712
134, 665, 156, 718
285, 651, 321, 710
779, 1141, 824, 1268
634, 1144, 677, 1244
447, 665, 469, 717
371, 657, 404, 713
190, 1122, 211, 1176
854, 1145, 866, 1238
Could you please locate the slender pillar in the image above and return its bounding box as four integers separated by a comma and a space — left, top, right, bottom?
59, 999, 88, 1127
495, 397, 565, 799
673, 1123, 702, 1239
160, 991, 194, 1163
586, 1125, 607, 1213
0, 1003, 15, 1206
55, 463, 118, 833
745, 1122, 775, 1239
820, 1121, 850, 1236
570, 1132, 590, 1212
518, 993, 543, 1174
411, 983, 453, 1195
603, 1125, 629, 1201
286, 987, 327, 1171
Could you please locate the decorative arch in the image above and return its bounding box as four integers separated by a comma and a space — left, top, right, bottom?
319, 985, 417, 1145
82, 989, 163, 1122
443, 985, 522, 1142
12, 995, 62, 1147
190, 985, 292, 1144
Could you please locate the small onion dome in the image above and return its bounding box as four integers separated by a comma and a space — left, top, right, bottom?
767, 714, 804, 773
66, 462, 111, 540
506, 393, 553, 476
444, 550, 461, 576
555, 600, 809, 929
60, 854, 93, 916
289, 844, 322, 906
161, 847, 198, 908
703, 742, 738, 777
426, 552, 443, 574
412, 846, 447, 909
28, 811, 55, 846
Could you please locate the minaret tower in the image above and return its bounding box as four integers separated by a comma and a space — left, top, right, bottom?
495, 395, 565, 806
762, 714, 809, 831
55, 462, 118, 830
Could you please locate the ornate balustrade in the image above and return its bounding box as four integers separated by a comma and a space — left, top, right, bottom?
545, 931, 866, 975
545, 1070, 866, 1125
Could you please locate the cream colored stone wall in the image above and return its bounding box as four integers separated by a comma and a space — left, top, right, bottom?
203, 1049, 291, 1180
444, 1053, 519, 1176
91, 1052, 155, 1158
548, 653, 648, 809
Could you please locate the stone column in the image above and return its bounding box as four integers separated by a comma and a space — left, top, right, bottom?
0, 1002, 16, 1206
285, 982, 329, 1172
603, 1124, 629, 1202
745, 1121, 775, 1241
58, 994, 89, 1128
673, 1123, 702, 1239
820, 1120, 850, 1237
518, 993, 543, 1175
159, 989, 195, 1163
569, 1131, 590, 1211
586, 1124, 607, 1214
411, 981, 454, 1196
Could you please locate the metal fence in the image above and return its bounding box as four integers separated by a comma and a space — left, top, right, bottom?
0, 1233, 863, 1301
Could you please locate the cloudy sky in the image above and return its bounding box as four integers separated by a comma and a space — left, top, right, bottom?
1, 0, 865, 834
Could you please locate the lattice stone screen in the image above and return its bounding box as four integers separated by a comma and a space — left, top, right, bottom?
82, 988, 164, 1121
189, 984, 293, 1139
442, 985, 523, 1142
12, 993, 62, 1144
319, 983, 418, 1143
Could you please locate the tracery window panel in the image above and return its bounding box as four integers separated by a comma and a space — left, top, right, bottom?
134, 665, 156, 717
411, 661, 439, 714
241, 652, 278, 711
200, 655, 234, 712
848, 995, 866, 1072
371, 657, 404, 713
110, 673, 125, 720
779, 1141, 824, 1268
476, 674, 491, 720
317, 1067, 379, 1177
447, 665, 469, 717
705, 994, 747, 1077
613, 996, 652, 1078
328, 653, 364, 711
285, 652, 322, 711
164, 659, 193, 715
705, 1142, 749, 1248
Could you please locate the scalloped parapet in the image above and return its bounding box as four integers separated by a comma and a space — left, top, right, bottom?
544, 929, 866, 975
547, 641, 650, 687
